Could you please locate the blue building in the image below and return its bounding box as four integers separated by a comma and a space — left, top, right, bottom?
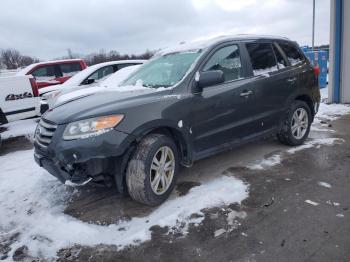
329, 0, 350, 103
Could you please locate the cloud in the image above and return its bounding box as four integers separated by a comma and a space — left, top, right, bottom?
0, 0, 330, 60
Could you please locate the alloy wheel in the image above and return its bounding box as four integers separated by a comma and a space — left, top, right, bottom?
150, 146, 175, 195
291, 108, 309, 139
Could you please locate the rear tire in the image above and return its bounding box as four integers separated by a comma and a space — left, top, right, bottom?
277, 100, 312, 146
126, 134, 179, 206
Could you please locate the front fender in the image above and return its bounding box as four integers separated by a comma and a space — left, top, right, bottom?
118, 119, 194, 165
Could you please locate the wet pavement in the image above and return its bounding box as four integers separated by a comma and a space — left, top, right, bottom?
1, 114, 350, 262
59, 115, 350, 262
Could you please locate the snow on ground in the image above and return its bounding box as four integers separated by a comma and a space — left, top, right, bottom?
305, 200, 320, 206
247, 137, 344, 170
0, 118, 38, 141
317, 87, 350, 123
0, 148, 248, 259
318, 182, 332, 189
247, 154, 281, 170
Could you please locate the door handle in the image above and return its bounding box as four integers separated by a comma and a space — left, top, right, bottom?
240, 90, 253, 97
287, 77, 297, 83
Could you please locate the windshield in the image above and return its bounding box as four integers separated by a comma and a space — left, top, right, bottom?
121, 51, 202, 88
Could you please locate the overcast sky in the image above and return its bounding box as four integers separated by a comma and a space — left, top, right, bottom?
0, 0, 330, 60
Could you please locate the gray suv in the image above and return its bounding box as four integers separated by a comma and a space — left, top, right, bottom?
34, 35, 321, 205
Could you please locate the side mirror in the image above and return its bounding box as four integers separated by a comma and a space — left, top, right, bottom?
196, 70, 224, 89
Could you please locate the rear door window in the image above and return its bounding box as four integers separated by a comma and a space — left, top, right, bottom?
203, 44, 242, 82
59, 63, 82, 77
246, 43, 277, 76
272, 44, 288, 70
278, 42, 305, 66
86, 65, 114, 82
31, 65, 57, 81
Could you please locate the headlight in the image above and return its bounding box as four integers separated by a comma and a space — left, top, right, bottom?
63, 115, 124, 140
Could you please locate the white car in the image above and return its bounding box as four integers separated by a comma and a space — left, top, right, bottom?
42, 64, 143, 108
39, 60, 145, 96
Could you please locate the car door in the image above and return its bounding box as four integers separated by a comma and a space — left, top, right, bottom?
189, 43, 257, 156
243, 41, 296, 132
277, 41, 314, 93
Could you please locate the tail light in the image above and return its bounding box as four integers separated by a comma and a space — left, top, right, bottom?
30, 78, 39, 97
314, 66, 320, 77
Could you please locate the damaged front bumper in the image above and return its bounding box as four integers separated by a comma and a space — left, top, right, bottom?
34, 122, 135, 187
34, 153, 94, 185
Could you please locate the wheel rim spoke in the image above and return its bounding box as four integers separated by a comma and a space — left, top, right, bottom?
151, 162, 159, 172
160, 175, 166, 189
151, 173, 161, 191
292, 124, 298, 133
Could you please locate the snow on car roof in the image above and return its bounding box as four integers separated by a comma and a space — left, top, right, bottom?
158, 34, 290, 55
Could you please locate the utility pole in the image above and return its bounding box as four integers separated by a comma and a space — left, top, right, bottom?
312, 0, 316, 50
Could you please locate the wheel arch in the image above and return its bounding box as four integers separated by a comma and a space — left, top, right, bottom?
294, 94, 315, 118
133, 124, 192, 167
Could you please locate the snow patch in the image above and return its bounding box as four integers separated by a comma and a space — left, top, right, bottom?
305, 200, 319, 206
316, 103, 350, 122
318, 182, 332, 189
0, 149, 248, 259
247, 154, 281, 170
0, 118, 38, 141
214, 229, 226, 237
248, 137, 344, 170
287, 138, 344, 154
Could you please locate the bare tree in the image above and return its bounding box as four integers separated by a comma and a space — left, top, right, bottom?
0, 49, 39, 69
1, 49, 22, 69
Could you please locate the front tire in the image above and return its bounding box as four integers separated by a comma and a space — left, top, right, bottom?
126, 134, 179, 206
277, 100, 312, 146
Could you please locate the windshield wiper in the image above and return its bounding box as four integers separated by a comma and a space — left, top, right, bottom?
144, 84, 170, 89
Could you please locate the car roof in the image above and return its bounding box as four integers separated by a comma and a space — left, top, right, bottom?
158, 34, 292, 56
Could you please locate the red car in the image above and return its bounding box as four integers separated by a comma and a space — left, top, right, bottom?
16, 59, 87, 89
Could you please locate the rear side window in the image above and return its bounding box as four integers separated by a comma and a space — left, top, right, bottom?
246, 43, 277, 76
87, 65, 114, 82
31, 65, 56, 81
272, 44, 288, 69
203, 44, 242, 82
59, 63, 82, 77
278, 42, 305, 66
